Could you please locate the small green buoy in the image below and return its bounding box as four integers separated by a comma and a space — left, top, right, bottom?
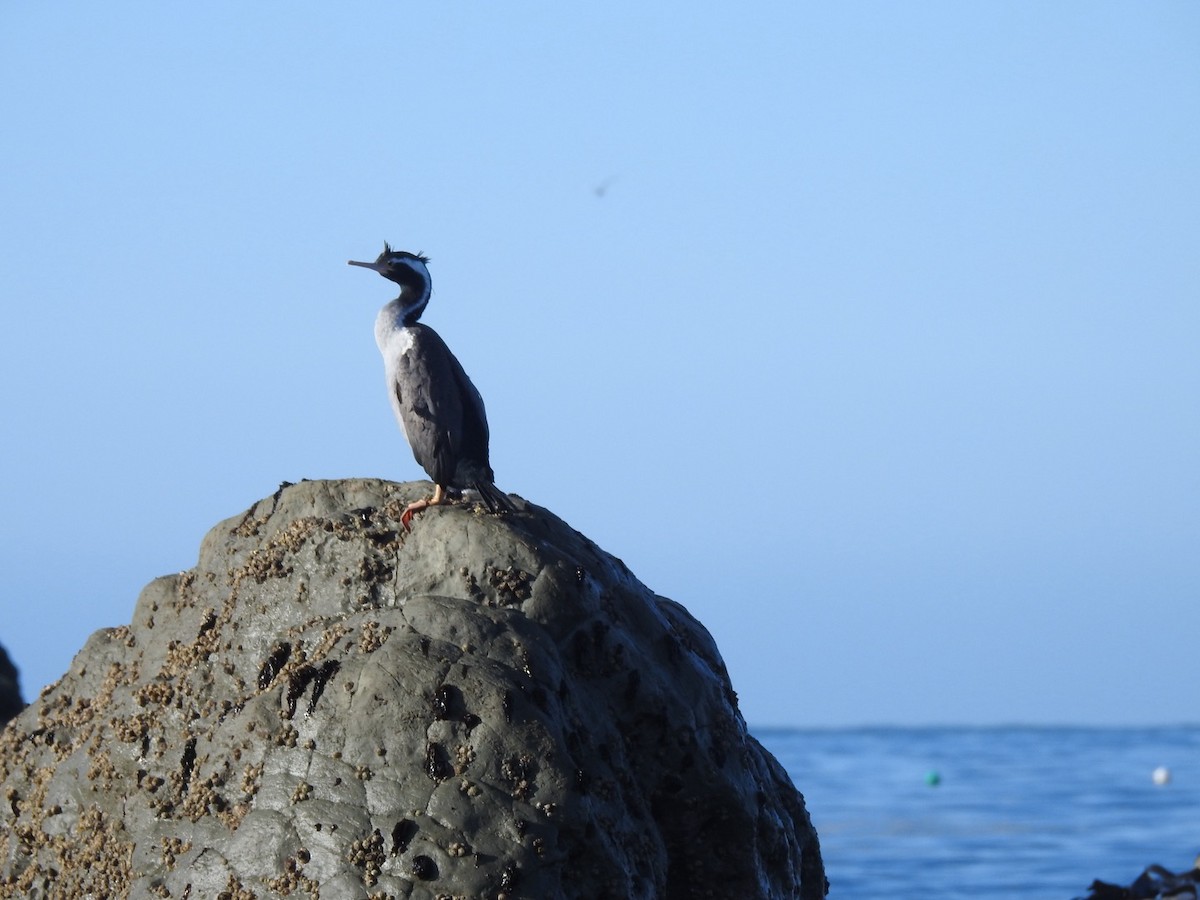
925, 770, 941, 787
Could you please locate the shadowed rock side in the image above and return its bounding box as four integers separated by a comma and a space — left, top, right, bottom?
0, 647, 21, 728
0, 479, 826, 899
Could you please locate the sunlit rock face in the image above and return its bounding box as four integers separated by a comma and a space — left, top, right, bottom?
0, 478, 826, 899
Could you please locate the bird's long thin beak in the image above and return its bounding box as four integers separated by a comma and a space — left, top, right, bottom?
347, 259, 382, 270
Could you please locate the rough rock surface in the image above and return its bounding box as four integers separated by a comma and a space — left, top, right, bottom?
0, 478, 825, 899
0, 647, 21, 728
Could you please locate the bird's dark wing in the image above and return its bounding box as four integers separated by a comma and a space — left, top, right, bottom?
441, 346, 493, 483
393, 326, 465, 487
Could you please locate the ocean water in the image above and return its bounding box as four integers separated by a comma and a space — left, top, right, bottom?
757, 727, 1200, 900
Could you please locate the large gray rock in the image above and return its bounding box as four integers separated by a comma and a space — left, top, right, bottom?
0, 479, 825, 899
0, 647, 20, 728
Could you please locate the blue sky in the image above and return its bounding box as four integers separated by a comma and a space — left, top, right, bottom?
2, 2, 1197, 726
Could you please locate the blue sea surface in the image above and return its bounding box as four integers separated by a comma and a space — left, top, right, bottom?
756, 727, 1200, 899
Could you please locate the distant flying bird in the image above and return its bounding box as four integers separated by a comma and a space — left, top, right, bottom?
348, 244, 514, 528
592, 175, 617, 198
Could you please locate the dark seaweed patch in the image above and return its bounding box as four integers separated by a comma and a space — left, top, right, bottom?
179, 737, 198, 796
424, 742, 452, 782
257, 642, 292, 690
286, 665, 316, 720
411, 854, 437, 880
432, 684, 454, 721
306, 660, 340, 717
391, 818, 417, 855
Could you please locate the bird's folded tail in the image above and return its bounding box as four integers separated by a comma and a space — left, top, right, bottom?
472, 481, 518, 516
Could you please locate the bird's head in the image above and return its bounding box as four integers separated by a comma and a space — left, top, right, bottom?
348, 243, 431, 284
349, 243, 432, 323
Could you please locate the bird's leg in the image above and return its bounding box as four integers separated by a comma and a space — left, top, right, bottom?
400, 484, 447, 531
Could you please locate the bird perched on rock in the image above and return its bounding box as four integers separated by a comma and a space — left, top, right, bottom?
348, 244, 514, 528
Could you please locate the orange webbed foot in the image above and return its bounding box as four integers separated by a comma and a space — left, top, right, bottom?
400, 485, 446, 531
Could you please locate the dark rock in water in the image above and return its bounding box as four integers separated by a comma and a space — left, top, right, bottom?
1077, 860, 1200, 900
0, 647, 21, 728
0, 478, 826, 898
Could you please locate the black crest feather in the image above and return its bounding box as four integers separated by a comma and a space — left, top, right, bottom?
377, 241, 428, 265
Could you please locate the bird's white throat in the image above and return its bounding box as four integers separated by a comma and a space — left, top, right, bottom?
374, 303, 416, 357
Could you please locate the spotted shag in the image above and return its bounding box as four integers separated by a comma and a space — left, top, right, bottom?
349, 244, 513, 527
